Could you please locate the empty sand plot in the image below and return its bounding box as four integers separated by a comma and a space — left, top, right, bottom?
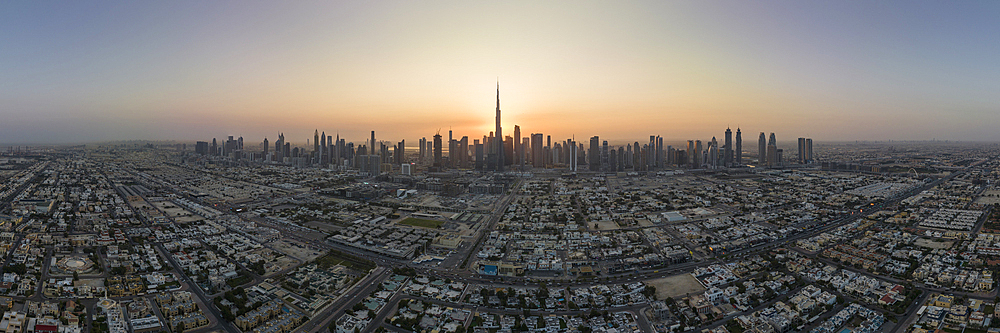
592, 221, 621, 230
914, 238, 953, 249
269, 239, 323, 261
647, 274, 706, 300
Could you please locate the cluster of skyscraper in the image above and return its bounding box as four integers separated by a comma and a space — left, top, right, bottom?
195, 130, 409, 175
411, 85, 578, 173
191, 85, 816, 175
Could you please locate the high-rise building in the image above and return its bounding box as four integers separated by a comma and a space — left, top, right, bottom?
520, 137, 528, 170
448, 139, 457, 168
806, 138, 813, 163
617, 146, 625, 172
710, 137, 719, 168
686, 140, 695, 167
625, 144, 633, 169
609, 149, 617, 172
393, 143, 401, 166
601, 140, 609, 171
370, 131, 376, 156
735, 128, 742, 165
459, 136, 469, 168
568, 139, 577, 171
639, 144, 648, 170
396, 139, 405, 164
589, 136, 600, 171
514, 125, 521, 169
547, 135, 552, 167
474, 139, 483, 170
495, 82, 504, 172
504, 135, 514, 166
694, 140, 702, 167
274, 139, 281, 161
531, 134, 544, 168
648, 136, 656, 170
758, 132, 767, 165
320, 131, 327, 164
667, 145, 674, 166
724, 127, 733, 167
419, 137, 426, 164
632, 141, 646, 171
314, 129, 320, 154
448, 129, 456, 167
767, 133, 777, 167
798, 138, 806, 164
657, 136, 664, 168
337, 134, 344, 166
195, 141, 208, 155
224, 135, 237, 155
433, 133, 443, 168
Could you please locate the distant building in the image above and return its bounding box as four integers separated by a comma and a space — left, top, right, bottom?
494, 83, 504, 172
806, 138, 813, 163
433, 133, 443, 168
735, 128, 742, 165
758, 132, 766, 166
767, 133, 777, 167
589, 136, 600, 171
532, 134, 544, 168
194, 141, 208, 155
724, 127, 733, 167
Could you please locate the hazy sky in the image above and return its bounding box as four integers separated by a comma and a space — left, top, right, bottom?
2, 1, 999, 145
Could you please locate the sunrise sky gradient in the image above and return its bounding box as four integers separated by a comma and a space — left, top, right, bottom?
2, 1, 999, 144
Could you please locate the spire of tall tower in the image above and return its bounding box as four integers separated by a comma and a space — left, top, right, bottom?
495, 80, 503, 172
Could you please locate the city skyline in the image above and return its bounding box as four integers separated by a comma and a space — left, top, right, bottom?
3, 1, 1000, 144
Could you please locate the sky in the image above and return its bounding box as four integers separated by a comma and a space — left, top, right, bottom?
1, 1, 999, 145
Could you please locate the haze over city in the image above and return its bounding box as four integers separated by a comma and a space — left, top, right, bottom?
2, 1, 1000, 144
9, 3, 1000, 333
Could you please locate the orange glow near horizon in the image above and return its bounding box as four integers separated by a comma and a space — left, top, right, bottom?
2, 2, 1000, 144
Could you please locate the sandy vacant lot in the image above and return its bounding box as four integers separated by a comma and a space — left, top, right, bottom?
647, 274, 706, 300
269, 239, 323, 262
914, 238, 953, 249
975, 190, 1000, 205
592, 221, 621, 231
